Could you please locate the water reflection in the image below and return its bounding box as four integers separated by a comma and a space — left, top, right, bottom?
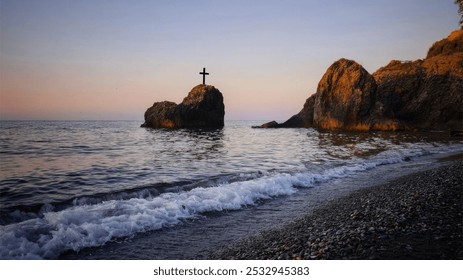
314, 130, 457, 160
143, 127, 225, 162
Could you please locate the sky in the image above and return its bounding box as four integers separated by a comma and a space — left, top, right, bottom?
0, 0, 460, 121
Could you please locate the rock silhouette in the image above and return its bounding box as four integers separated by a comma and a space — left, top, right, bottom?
142, 84, 225, 129
257, 29, 463, 131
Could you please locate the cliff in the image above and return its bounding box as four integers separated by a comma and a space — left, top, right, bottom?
373, 29, 463, 130
141, 84, 225, 129
258, 29, 463, 131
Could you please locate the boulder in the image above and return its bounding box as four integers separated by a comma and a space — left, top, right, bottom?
312, 59, 377, 130
142, 101, 180, 129
262, 59, 387, 130
142, 85, 225, 129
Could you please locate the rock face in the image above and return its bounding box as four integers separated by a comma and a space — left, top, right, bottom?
427, 29, 463, 58
312, 59, 378, 130
257, 29, 463, 131
373, 30, 463, 130
142, 84, 225, 129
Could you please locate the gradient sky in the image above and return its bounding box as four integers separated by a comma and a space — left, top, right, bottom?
0, 0, 460, 121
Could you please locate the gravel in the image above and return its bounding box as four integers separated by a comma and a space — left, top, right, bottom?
210, 161, 463, 260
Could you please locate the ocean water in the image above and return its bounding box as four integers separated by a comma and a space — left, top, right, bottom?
0, 120, 462, 259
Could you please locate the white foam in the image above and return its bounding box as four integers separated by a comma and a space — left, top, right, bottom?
0, 172, 300, 259
1, 142, 462, 259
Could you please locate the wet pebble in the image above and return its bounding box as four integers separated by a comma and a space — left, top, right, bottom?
211, 161, 463, 260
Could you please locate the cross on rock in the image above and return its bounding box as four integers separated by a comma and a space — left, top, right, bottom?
199, 67, 209, 85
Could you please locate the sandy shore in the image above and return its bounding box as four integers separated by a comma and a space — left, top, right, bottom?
211, 160, 463, 260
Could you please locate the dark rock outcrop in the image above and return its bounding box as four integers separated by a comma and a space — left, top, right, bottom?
252, 121, 280, 128
255, 96, 316, 128
142, 84, 225, 129
281, 95, 316, 128
258, 29, 463, 131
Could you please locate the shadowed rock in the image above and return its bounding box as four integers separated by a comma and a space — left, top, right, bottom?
254, 95, 316, 129
374, 30, 463, 131
256, 29, 463, 131
142, 84, 225, 129
252, 121, 280, 128
282, 95, 316, 128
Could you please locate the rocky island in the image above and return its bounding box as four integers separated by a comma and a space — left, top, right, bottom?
141, 84, 225, 129
257, 29, 463, 131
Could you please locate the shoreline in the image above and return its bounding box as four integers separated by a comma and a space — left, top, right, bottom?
211, 159, 463, 260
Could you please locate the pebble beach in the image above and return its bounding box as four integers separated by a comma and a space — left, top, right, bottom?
211, 159, 463, 260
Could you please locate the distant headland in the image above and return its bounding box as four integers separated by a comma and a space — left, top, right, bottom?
256, 29, 463, 132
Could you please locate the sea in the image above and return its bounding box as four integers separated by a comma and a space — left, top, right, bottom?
0, 120, 462, 259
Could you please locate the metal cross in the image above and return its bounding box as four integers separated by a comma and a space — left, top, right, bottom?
199, 67, 209, 85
